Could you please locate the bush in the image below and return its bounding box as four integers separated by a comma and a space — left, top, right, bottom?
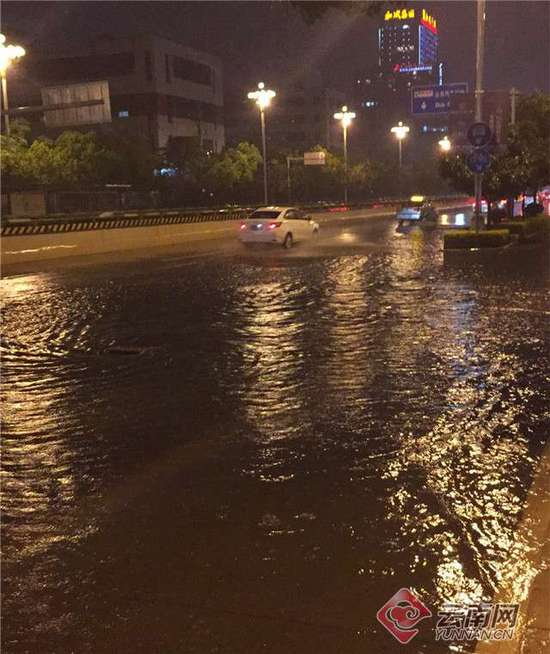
487, 215, 549, 242
524, 214, 550, 241
498, 216, 550, 242
489, 221, 527, 238
524, 202, 544, 217
444, 229, 511, 249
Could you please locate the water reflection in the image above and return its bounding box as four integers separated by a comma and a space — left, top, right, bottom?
230, 277, 309, 444
318, 256, 375, 424
1, 228, 548, 653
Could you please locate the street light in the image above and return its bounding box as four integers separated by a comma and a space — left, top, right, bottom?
0, 33, 26, 136
438, 135, 452, 152
333, 105, 356, 204
247, 82, 276, 205
390, 121, 410, 168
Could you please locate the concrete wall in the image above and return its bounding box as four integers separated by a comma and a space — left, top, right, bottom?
2, 219, 240, 265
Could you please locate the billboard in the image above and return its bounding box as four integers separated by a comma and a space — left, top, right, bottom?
41, 81, 111, 128
304, 151, 326, 166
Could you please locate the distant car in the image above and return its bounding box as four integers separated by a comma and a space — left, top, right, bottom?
395, 196, 438, 226
239, 206, 319, 248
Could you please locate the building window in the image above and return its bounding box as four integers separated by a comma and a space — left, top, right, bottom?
173, 56, 212, 86
165, 54, 171, 83
118, 110, 129, 118
27, 52, 135, 81
145, 51, 153, 81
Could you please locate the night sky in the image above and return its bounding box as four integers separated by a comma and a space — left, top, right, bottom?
3, 0, 549, 102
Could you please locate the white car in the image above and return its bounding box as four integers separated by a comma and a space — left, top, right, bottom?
239, 206, 320, 248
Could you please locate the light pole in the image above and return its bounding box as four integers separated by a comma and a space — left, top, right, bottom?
390, 121, 410, 168
0, 34, 25, 136
247, 82, 276, 205
333, 105, 356, 205
438, 135, 451, 152
474, 0, 486, 232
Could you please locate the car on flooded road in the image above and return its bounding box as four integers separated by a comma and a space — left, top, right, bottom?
239, 206, 320, 248
395, 195, 438, 227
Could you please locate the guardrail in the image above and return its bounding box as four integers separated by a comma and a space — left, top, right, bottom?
1, 208, 253, 237
1, 196, 469, 237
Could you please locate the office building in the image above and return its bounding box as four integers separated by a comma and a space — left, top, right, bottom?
9, 33, 225, 152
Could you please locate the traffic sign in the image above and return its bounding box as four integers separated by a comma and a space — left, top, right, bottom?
304, 151, 326, 166
467, 148, 491, 174
411, 83, 468, 115
467, 122, 492, 147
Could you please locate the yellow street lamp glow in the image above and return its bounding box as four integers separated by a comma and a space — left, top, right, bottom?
333, 105, 356, 128
247, 81, 276, 110
1, 33, 26, 136
0, 33, 25, 75
390, 121, 409, 168
390, 121, 410, 140
438, 135, 452, 152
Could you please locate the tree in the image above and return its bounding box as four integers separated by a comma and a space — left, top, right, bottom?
512, 93, 550, 194
439, 150, 530, 208
205, 142, 262, 197
96, 131, 159, 186
51, 131, 115, 186
0, 119, 31, 182
1, 122, 161, 189
439, 93, 550, 215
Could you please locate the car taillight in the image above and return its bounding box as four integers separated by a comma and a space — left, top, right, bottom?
240, 222, 247, 230
268, 222, 282, 230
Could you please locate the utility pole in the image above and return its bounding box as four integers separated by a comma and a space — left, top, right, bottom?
260, 108, 268, 204
247, 82, 276, 206
1, 73, 10, 135
510, 87, 519, 125
343, 122, 348, 204
474, 0, 486, 233
333, 106, 355, 206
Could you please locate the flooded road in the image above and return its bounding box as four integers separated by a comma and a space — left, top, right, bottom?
2, 212, 549, 653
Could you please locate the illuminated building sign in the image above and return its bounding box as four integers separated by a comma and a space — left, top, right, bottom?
384, 8, 438, 33
393, 64, 433, 74
384, 8, 415, 20
420, 9, 438, 34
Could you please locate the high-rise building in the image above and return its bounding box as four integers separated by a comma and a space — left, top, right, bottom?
353, 7, 444, 160
376, 6, 439, 112
379, 7, 438, 81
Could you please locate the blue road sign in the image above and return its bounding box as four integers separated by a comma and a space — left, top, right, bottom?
411, 83, 468, 115
467, 148, 491, 174
467, 122, 492, 147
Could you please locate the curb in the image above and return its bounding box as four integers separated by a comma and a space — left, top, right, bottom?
474, 444, 550, 654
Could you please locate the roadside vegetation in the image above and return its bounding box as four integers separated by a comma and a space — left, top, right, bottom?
439, 93, 550, 221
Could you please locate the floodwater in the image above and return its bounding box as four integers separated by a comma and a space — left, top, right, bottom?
2, 212, 549, 653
